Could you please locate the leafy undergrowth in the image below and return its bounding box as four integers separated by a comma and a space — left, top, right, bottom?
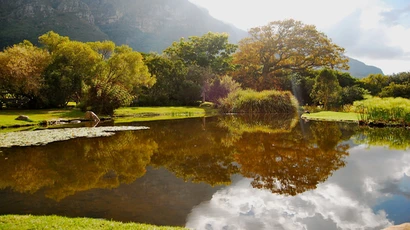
0, 215, 186, 230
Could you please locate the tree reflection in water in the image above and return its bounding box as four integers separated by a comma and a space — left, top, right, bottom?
0, 116, 365, 201
0, 131, 156, 201
220, 116, 350, 196
355, 127, 410, 150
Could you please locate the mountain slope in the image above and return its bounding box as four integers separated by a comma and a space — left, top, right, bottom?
347, 57, 384, 78
0, 0, 383, 76
0, 0, 247, 52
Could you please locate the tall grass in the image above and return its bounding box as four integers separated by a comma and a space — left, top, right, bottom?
219, 89, 299, 114
352, 97, 410, 125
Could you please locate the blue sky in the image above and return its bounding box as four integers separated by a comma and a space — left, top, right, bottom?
189, 0, 410, 74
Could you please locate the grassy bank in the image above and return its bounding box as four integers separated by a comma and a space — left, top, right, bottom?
0, 106, 218, 131
301, 111, 359, 123
0, 215, 186, 230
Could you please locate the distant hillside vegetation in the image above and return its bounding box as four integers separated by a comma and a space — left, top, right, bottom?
0, 0, 383, 76
347, 57, 384, 78
0, 0, 247, 52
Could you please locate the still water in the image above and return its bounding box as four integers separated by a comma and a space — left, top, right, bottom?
0, 115, 409, 229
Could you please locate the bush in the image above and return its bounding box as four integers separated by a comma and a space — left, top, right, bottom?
219, 89, 299, 114
352, 97, 410, 124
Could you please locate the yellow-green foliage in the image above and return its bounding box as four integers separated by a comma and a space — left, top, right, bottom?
0, 215, 186, 230
219, 89, 299, 114
355, 127, 410, 150
352, 97, 410, 124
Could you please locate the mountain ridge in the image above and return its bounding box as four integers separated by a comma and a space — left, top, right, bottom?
0, 0, 383, 77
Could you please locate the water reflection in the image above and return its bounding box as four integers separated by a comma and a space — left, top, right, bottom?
1, 116, 410, 228
355, 127, 410, 150
0, 132, 156, 201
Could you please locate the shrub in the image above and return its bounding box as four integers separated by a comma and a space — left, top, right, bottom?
219, 89, 299, 114
352, 97, 410, 124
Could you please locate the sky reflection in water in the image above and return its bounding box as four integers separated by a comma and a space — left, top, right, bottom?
0, 116, 409, 229
187, 145, 410, 230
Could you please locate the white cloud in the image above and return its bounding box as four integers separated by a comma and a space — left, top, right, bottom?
186, 145, 410, 230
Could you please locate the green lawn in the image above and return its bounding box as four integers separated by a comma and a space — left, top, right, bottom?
0, 215, 186, 230
301, 111, 360, 122
0, 109, 85, 127
0, 106, 218, 130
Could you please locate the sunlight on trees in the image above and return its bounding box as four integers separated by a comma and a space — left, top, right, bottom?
233, 19, 348, 90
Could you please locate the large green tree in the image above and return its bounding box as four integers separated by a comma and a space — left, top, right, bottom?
0, 40, 51, 108
359, 73, 389, 96
310, 68, 342, 109
39, 31, 155, 113
82, 44, 155, 115
139, 54, 188, 106
164, 32, 237, 75
163, 32, 237, 103
233, 19, 349, 90
42, 39, 101, 107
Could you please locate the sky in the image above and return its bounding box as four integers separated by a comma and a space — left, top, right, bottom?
188, 0, 410, 75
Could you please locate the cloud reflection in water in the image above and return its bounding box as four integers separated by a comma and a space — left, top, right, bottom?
186, 145, 410, 230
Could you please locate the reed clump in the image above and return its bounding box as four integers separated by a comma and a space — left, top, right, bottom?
219, 89, 299, 114
352, 97, 410, 126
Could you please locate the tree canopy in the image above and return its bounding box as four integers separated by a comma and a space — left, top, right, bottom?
233, 19, 349, 90
164, 32, 237, 75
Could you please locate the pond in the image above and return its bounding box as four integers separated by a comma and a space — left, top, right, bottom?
0, 115, 410, 229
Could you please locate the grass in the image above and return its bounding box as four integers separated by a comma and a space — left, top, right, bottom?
301, 111, 360, 122
0, 215, 186, 230
352, 97, 410, 125
0, 109, 85, 127
0, 106, 218, 130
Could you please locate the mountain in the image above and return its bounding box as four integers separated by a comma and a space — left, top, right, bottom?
0, 0, 247, 52
347, 57, 384, 78
0, 0, 383, 77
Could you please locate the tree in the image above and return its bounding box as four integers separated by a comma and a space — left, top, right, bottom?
233, 19, 348, 90
379, 83, 410, 99
340, 85, 368, 105
310, 68, 342, 109
359, 73, 389, 96
164, 32, 237, 75
0, 40, 51, 108
336, 72, 357, 87
207, 75, 241, 105
82, 45, 155, 115
42, 40, 101, 107
164, 32, 237, 102
139, 54, 188, 106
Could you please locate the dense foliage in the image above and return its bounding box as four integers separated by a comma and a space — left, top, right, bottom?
0, 32, 155, 114
232, 19, 349, 91
219, 89, 299, 114
0, 22, 408, 113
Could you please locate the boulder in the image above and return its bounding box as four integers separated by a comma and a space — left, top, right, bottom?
15, 115, 30, 121
85, 111, 100, 122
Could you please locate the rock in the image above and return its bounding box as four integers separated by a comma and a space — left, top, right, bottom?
15, 115, 30, 121
384, 223, 410, 230
85, 111, 100, 122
